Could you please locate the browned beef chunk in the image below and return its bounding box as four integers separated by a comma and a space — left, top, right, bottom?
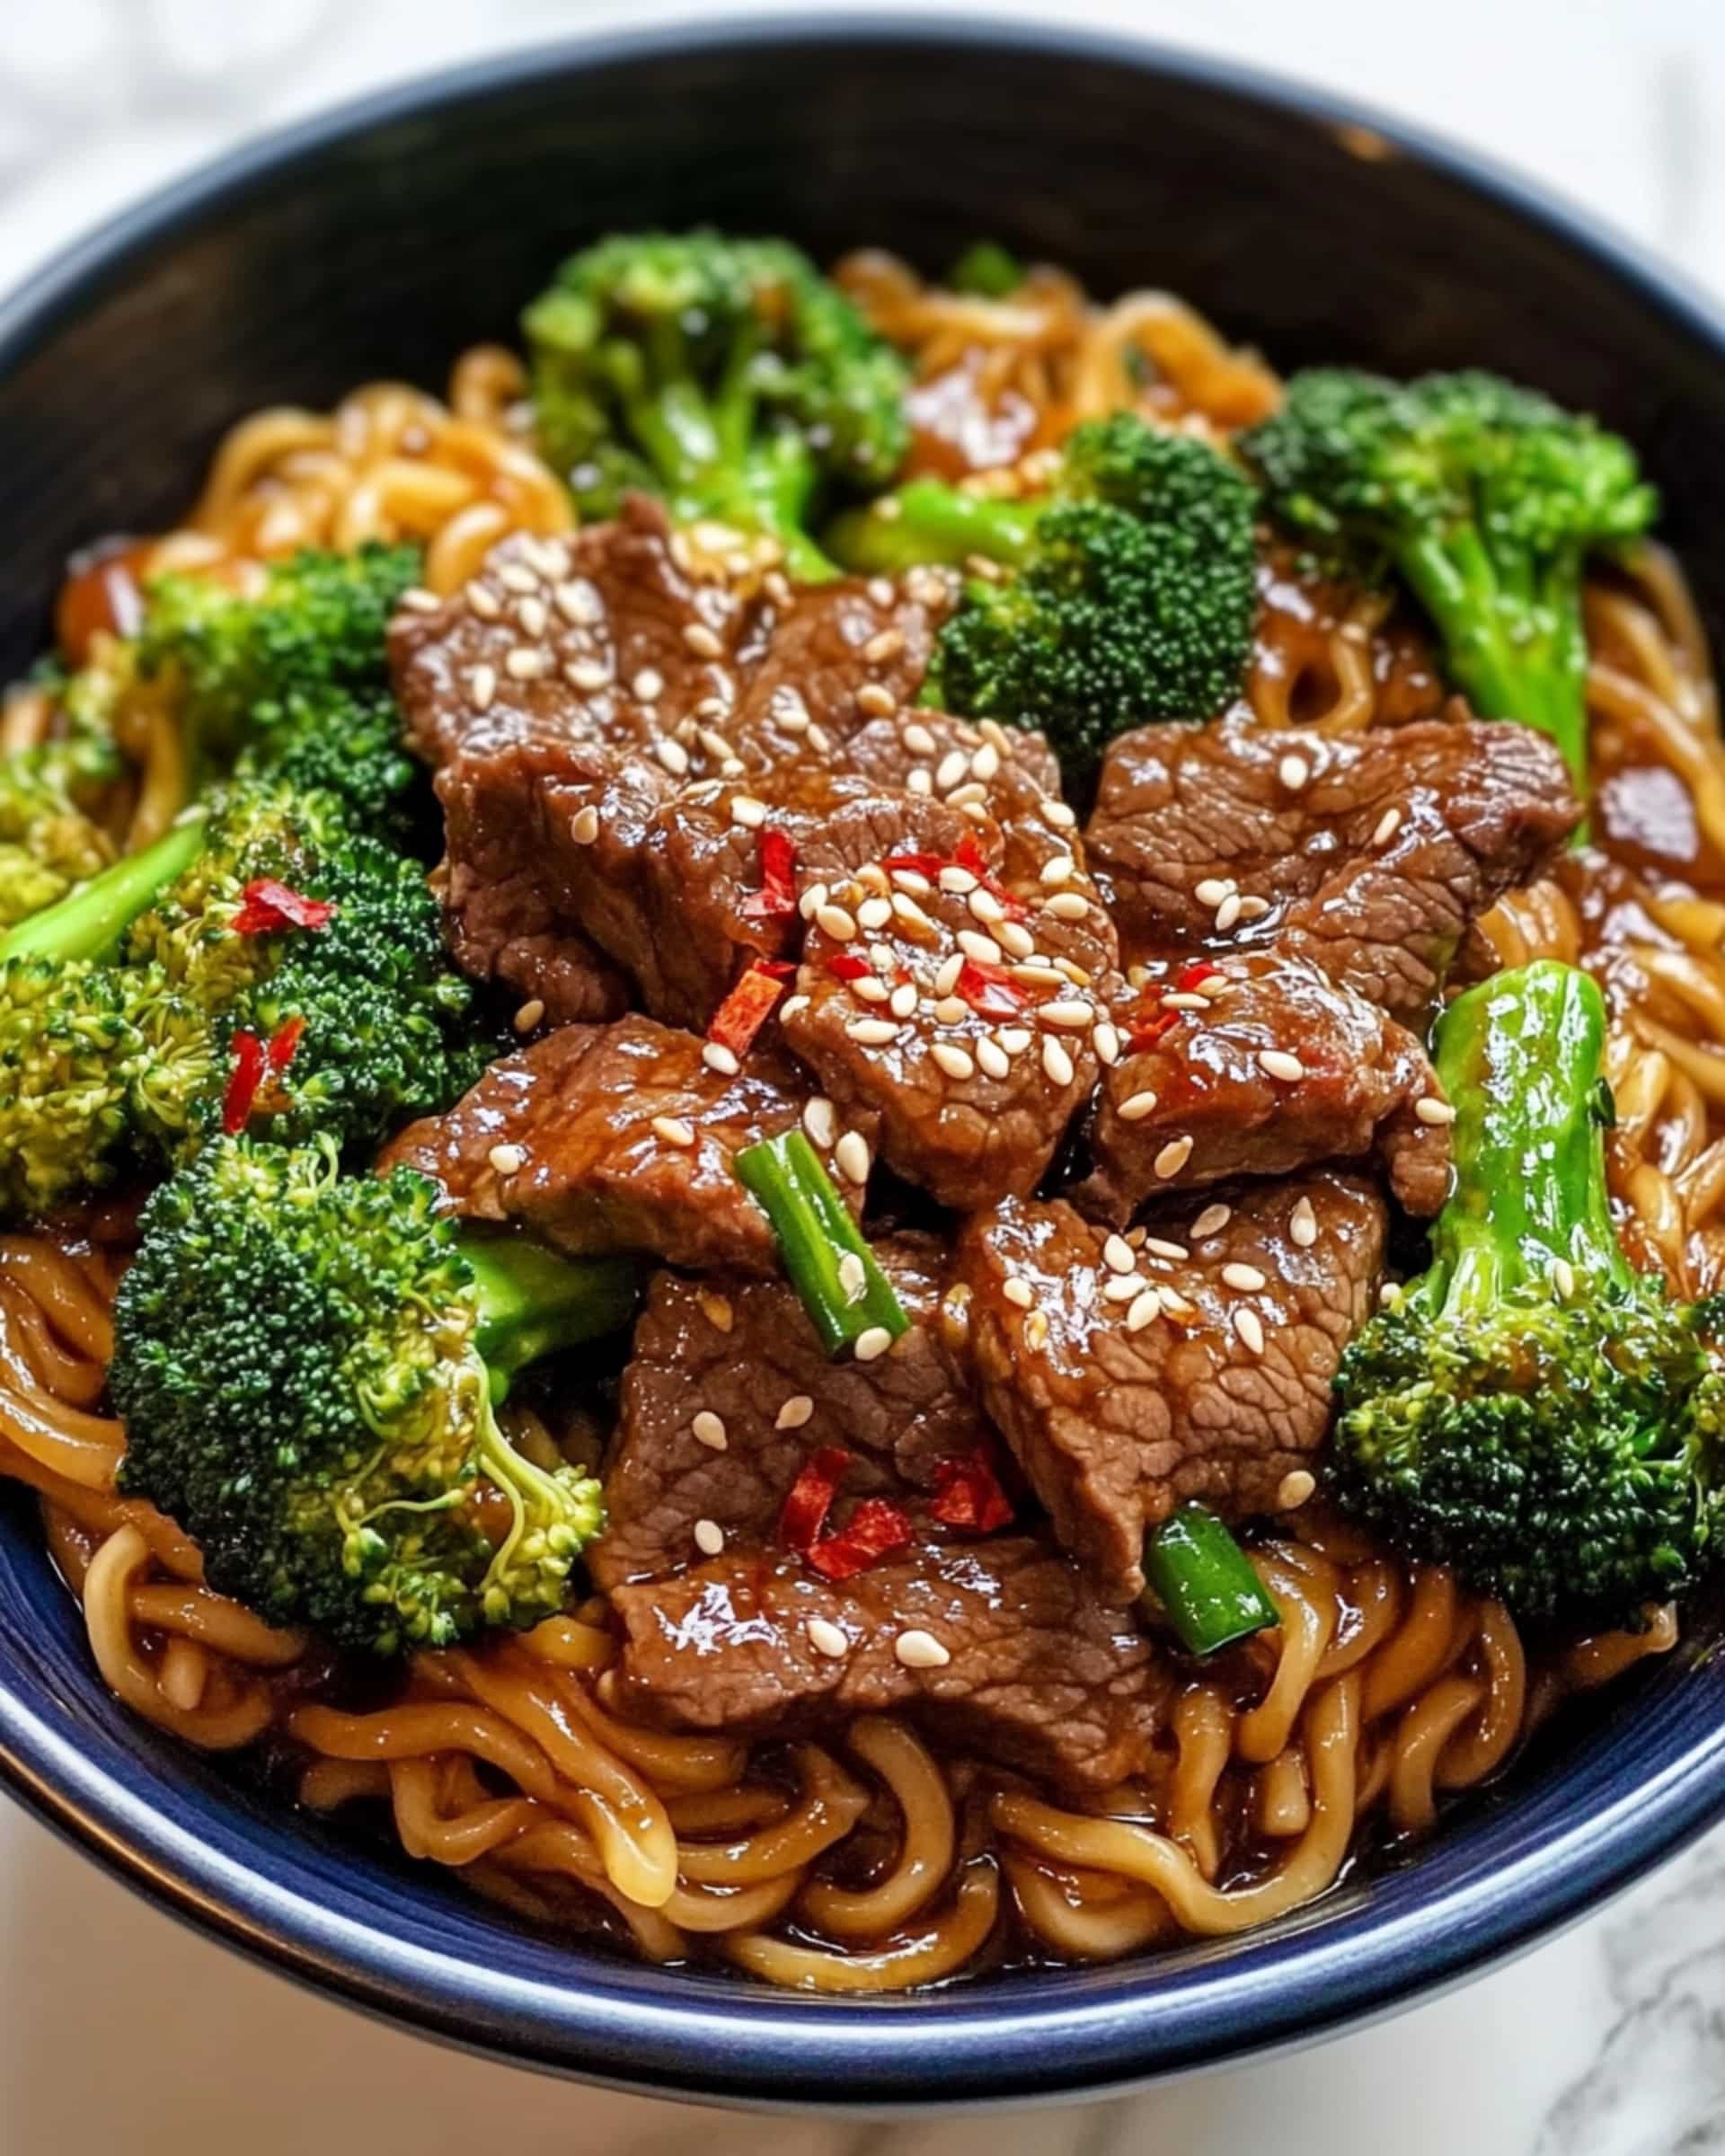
607, 1538, 1167, 1790
593, 1241, 978, 1588
1074, 950, 1450, 1224
1085, 713, 1580, 1021
956, 1173, 1387, 1602
377, 1017, 872, 1275
782, 803, 1120, 1209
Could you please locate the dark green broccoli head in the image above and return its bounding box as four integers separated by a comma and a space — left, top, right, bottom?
831, 413, 1258, 782
523, 231, 910, 579
111, 1139, 628, 1654
1243, 369, 1656, 791
1331, 959, 1725, 1622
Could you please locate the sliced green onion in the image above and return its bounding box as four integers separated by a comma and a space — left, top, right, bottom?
1142, 1503, 1278, 1657
735, 1129, 908, 1357
948, 241, 1023, 298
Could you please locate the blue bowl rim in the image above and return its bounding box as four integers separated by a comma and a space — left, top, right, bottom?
4, 9, 1725, 2108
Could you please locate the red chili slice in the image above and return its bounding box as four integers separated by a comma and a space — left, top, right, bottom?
956, 958, 1027, 1019
1175, 959, 1225, 994
266, 1015, 306, 1074
707, 963, 790, 1060
231, 878, 337, 936
779, 1447, 851, 1553
929, 1448, 1014, 1534
881, 852, 947, 879
953, 834, 1029, 922
827, 953, 873, 981
739, 826, 800, 921
221, 1029, 265, 1134
808, 1498, 916, 1581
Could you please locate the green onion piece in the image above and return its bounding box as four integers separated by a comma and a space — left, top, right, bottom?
948, 241, 1023, 298
1142, 1503, 1278, 1657
735, 1129, 908, 1357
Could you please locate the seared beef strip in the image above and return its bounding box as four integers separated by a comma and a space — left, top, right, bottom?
783, 809, 1120, 1209
956, 1173, 1387, 1602
608, 1538, 1166, 1790
1074, 950, 1451, 1224
593, 1240, 978, 1588
1085, 713, 1581, 1022
378, 1017, 873, 1275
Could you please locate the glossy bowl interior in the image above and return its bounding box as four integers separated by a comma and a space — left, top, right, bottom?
3, 13, 1725, 2107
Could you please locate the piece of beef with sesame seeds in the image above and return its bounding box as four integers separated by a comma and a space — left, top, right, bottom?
1084, 711, 1581, 1023
782, 808, 1121, 1210
955, 1173, 1388, 1603
607, 1538, 1168, 1790
592, 1241, 978, 1589
377, 1014, 874, 1277
1072, 949, 1451, 1224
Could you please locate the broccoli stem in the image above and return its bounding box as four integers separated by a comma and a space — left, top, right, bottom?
462, 1233, 645, 1401
734, 1129, 909, 1356
0, 813, 206, 966
827, 480, 1041, 575
1427, 959, 1626, 1310
1141, 1504, 1278, 1656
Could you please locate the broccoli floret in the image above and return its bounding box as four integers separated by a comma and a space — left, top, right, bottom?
946, 242, 1023, 297
1242, 369, 1656, 794
0, 777, 493, 1219
111, 1138, 641, 1653
1331, 959, 1725, 1622
827, 412, 1257, 779
0, 729, 121, 927
523, 231, 910, 582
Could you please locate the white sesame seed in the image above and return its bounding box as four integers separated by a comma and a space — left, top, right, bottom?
399, 586, 441, 614
517, 595, 548, 638
891, 894, 935, 935
1040, 855, 1075, 887
818, 904, 859, 943
1154, 1135, 1194, 1179
692, 1410, 728, 1452
656, 738, 690, 776
1223, 1262, 1268, 1293
699, 1293, 734, 1334
697, 728, 734, 765
1415, 1096, 1456, 1126
1194, 878, 1235, 908
468, 663, 498, 711
846, 1018, 899, 1045
932, 952, 964, 997
554, 579, 603, 625
997, 923, 1035, 959
1104, 1271, 1146, 1303
730, 794, 768, 829
632, 667, 664, 702
932, 1042, 976, 1081
853, 977, 889, 1004
1044, 892, 1090, 921
1159, 1286, 1195, 1318
777, 1394, 816, 1430
863, 628, 905, 665
1163, 992, 1212, 1012
1102, 1233, 1137, 1275
1259, 1049, 1306, 1082
803, 1097, 837, 1149
903, 721, 938, 756
890, 868, 931, 896
1127, 1290, 1161, 1332
1000, 1028, 1033, 1054
1041, 1036, 1075, 1087
1278, 753, 1312, 791
1277, 1470, 1316, 1511
505, 647, 551, 681
907, 768, 933, 796
838, 1251, 868, 1304
465, 581, 501, 619
1290, 1197, 1319, 1248
971, 743, 1001, 782
651, 1116, 695, 1149
781, 994, 809, 1020
894, 1628, 951, 1670
835, 1131, 871, 1186
1046, 801, 1077, 829
935, 750, 969, 793
568, 658, 611, 693
800, 882, 829, 922
1234, 1308, 1267, 1355
1003, 1276, 1034, 1310
1118, 1089, 1160, 1121
854, 1325, 893, 1363
866, 576, 896, 609
1039, 999, 1094, 1030
566, 804, 600, 847
939, 870, 980, 904
1145, 1237, 1190, 1261
694, 1518, 726, 1557
703, 1041, 740, 1076
977, 1038, 1010, 1080
1552, 1257, 1577, 1300
498, 563, 539, 595
1215, 895, 1243, 933
854, 896, 890, 932
886, 982, 916, 1020
968, 887, 1006, 925
488, 1144, 525, 1176
958, 929, 1003, 966
1191, 1202, 1232, 1238
1372, 807, 1403, 849
856, 682, 896, 718
1237, 897, 1272, 921
684, 621, 725, 659
808, 1617, 850, 1659
513, 998, 546, 1035
1024, 1310, 1050, 1350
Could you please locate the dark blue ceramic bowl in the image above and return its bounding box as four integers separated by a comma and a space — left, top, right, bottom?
3, 13, 1725, 2108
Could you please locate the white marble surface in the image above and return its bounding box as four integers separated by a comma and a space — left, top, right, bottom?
3, 0, 1724, 2148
